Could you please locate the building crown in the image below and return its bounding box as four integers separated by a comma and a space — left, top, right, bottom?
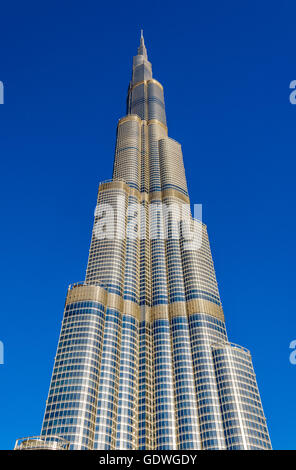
137, 30, 148, 59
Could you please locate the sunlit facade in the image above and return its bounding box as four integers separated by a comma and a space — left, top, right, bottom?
15, 34, 272, 450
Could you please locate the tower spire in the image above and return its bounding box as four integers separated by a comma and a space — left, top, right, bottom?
137, 30, 147, 59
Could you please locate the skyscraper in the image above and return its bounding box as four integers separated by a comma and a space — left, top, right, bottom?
15, 34, 272, 451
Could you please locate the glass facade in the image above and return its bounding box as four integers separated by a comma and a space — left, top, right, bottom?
16, 34, 272, 450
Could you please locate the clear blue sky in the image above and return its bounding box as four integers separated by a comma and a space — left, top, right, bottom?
0, 0, 295, 450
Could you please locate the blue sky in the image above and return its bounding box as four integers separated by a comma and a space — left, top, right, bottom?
0, 0, 295, 450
